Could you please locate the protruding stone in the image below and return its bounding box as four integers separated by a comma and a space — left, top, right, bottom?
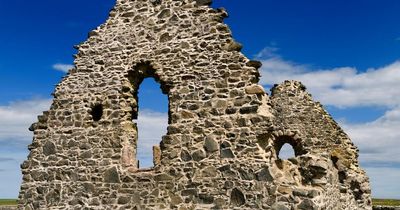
277, 186, 292, 195
181, 189, 198, 196
157, 9, 171, 19
160, 33, 172, 42
298, 199, 317, 210
103, 167, 120, 183
221, 148, 234, 158
155, 173, 173, 182
180, 110, 196, 119
201, 166, 218, 177
118, 196, 131, 204
239, 106, 258, 114
195, 0, 212, 6
43, 141, 56, 156
82, 183, 95, 193
256, 167, 273, 182
230, 188, 245, 206
29, 123, 37, 131
224, 41, 242, 52
153, 145, 161, 166
246, 60, 262, 69
271, 203, 290, 210
245, 84, 265, 95
192, 149, 206, 161
204, 135, 219, 152
170, 193, 183, 206
121, 12, 135, 17
150, 0, 162, 5
181, 149, 192, 161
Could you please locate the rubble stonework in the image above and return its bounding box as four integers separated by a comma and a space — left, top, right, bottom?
18, 0, 372, 209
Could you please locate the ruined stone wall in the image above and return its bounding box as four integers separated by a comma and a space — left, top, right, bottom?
18, 0, 371, 209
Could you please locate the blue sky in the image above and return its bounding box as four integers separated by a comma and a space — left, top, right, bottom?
0, 0, 399, 199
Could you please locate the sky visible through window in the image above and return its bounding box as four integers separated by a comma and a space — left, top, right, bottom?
136, 78, 168, 168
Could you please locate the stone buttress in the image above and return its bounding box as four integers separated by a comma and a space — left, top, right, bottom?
18, 0, 372, 209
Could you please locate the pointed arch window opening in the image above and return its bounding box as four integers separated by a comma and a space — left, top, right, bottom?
127, 62, 170, 170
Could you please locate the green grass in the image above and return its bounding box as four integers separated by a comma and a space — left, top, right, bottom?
0, 199, 17, 206
373, 199, 400, 206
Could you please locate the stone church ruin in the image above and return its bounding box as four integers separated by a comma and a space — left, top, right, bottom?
19, 0, 372, 209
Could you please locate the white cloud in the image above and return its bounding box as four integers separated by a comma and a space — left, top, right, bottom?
342, 106, 400, 165
255, 46, 279, 59
0, 99, 52, 144
0, 99, 52, 198
52, 63, 74, 73
258, 49, 400, 108
135, 109, 168, 168
366, 167, 400, 199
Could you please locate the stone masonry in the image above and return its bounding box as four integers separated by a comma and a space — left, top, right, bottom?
18, 0, 372, 209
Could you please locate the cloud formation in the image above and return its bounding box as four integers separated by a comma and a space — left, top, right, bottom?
0, 99, 52, 144
135, 109, 168, 168
366, 167, 400, 199
52, 63, 74, 73
343, 106, 400, 165
257, 48, 400, 108
0, 98, 51, 198
0, 157, 14, 162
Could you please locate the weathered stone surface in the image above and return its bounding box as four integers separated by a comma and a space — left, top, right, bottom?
220, 148, 235, 158
201, 166, 218, 177
256, 167, 274, 182
297, 199, 317, 210
103, 167, 120, 183
245, 84, 266, 95
180, 149, 192, 161
18, 0, 371, 209
204, 135, 218, 152
224, 41, 243, 52
195, 0, 212, 6
192, 149, 206, 161
246, 60, 262, 69
153, 145, 161, 166
271, 202, 290, 210
42, 141, 56, 156
230, 188, 245, 206
154, 173, 173, 181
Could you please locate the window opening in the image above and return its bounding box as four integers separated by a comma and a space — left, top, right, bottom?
91, 104, 103, 121
278, 143, 296, 160
331, 155, 346, 184
274, 135, 305, 160
135, 77, 168, 169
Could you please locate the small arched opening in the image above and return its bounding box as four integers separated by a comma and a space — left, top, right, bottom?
278, 143, 296, 160
274, 135, 305, 160
91, 104, 103, 122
